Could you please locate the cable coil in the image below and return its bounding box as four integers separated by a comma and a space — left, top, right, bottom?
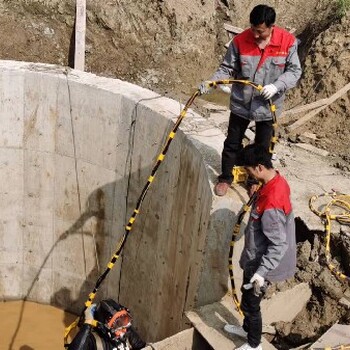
309, 191, 350, 282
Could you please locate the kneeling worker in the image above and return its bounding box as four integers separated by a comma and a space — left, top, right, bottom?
68, 299, 146, 350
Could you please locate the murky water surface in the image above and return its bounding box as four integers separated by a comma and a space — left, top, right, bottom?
1, 300, 77, 350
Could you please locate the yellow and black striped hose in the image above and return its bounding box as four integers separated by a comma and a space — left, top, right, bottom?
309, 191, 350, 282
64, 79, 270, 345
228, 191, 259, 316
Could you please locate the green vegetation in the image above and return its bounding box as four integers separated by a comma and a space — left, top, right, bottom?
336, 0, 350, 18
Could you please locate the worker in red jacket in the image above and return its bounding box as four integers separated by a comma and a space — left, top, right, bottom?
224, 144, 296, 350
199, 4, 301, 196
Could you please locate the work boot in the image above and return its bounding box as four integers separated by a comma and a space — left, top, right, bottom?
214, 182, 230, 196
223, 324, 247, 338
235, 343, 262, 350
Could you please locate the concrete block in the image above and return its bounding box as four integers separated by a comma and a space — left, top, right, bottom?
311, 323, 350, 347
261, 282, 312, 324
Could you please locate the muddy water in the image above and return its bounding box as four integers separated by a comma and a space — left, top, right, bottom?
1, 300, 77, 350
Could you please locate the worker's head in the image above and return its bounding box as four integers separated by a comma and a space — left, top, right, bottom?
238, 144, 273, 181
250, 4, 276, 41
95, 299, 132, 341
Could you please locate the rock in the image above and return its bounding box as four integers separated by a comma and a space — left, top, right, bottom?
297, 240, 312, 268
314, 269, 344, 300
261, 283, 312, 324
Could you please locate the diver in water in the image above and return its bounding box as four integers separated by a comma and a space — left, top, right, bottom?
68, 299, 146, 350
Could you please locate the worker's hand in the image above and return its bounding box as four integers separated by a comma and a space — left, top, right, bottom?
84, 304, 97, 322
261, 84, 278, 99
219, 84, 231, 94
250, 273, 265, 288
198, 81, 213, 95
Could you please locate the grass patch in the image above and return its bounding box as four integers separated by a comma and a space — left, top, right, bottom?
337, 0, 350, 18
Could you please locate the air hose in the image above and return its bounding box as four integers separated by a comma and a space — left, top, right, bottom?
64, 79, 275, 345
309, 191, 350, 282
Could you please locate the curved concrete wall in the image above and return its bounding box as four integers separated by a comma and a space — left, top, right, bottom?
0, 61, 243, 342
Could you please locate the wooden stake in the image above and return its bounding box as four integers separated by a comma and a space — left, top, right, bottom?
74, 0, 86, 71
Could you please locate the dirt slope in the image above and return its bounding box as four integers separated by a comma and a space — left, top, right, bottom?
286, 14, 350, 167
1, 0, 347, 163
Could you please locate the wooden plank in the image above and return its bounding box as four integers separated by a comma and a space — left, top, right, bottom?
286, 82, 350, 132
223, 23, 244, 34
74, 0, 86, 71
280, 99, 328, 120
286, 105, 326, 132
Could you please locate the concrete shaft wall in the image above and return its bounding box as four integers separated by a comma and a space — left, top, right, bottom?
0, 61, 239, 342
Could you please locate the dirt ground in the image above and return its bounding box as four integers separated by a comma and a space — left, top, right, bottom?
0, 0, 349, 348
0, 0, 347, 166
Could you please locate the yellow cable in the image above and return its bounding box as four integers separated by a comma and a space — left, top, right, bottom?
309, 192, 350, 282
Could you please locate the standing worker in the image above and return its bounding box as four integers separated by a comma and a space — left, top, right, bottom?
224, 144, 297, 350
199, 4, 302, 196
68, 299, 146, 350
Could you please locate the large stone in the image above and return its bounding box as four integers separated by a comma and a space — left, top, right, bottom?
261, 283, 312, 324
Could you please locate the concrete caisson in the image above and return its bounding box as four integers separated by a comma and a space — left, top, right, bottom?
0, 61, 241, 342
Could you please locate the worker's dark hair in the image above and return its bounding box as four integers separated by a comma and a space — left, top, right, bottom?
250, 4, 276, 27
237, 144, 273, 169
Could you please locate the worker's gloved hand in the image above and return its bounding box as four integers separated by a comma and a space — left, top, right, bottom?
198, 81, 213, 95
84, 304, 97, 323
261, 84, 278, 99
250, 273, 265, 288
219, 84, 231, 94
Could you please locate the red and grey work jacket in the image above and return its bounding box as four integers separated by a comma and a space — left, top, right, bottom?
211, 26, 302, 121
239, 172, 297, 282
